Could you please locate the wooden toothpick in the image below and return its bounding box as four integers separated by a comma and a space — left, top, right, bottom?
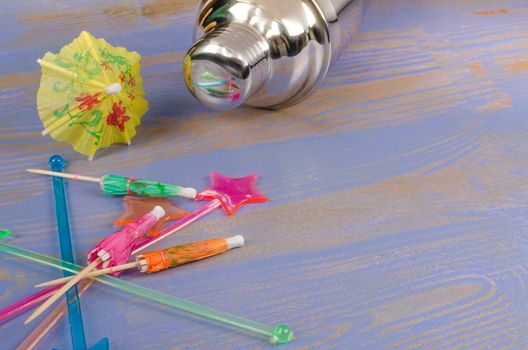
35, 261, 139, 287
24, 258, 102, 324
26, 169, 101, 183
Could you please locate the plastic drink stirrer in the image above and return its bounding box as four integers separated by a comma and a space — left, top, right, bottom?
0, 230, 65, 332
48, 155, 109, 350
0, 241, 293, 344
0, 285, 61, 324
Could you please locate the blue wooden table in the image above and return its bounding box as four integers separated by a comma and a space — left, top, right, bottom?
1, 1, 528, 349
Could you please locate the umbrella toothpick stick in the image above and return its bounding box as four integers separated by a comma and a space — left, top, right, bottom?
35, 262, 139, 287
27, 169, 197, 199
24, 258, 102, 324
28, 169, 100, 183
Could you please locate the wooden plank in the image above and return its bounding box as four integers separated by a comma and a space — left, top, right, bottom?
1, 0, 528, 348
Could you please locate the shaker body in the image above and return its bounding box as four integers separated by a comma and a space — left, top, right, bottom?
185, 0, 364, 110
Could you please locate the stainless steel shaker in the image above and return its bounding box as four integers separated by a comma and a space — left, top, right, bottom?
184, 0, 364, 110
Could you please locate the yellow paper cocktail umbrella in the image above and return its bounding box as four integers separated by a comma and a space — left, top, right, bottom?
37, 31, 148, 160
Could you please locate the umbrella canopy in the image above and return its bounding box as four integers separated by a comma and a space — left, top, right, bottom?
88, 206, 165, 273
37, 31, 148, 160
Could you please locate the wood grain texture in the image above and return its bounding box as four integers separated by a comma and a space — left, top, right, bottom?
1, 0, 528, 349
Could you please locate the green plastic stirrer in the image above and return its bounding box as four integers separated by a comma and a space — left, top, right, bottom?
0, 241, 293, 344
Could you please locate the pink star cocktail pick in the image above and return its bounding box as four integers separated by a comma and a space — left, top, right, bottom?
0, 172, 269, 342
132, 172, 268, 253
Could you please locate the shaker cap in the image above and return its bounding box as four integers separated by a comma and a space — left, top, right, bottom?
184, 22, 270, 110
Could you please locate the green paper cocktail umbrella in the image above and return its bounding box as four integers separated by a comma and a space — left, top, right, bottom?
27, 169, 197, 199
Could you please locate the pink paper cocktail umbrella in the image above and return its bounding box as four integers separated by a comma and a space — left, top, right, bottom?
87, 205, 165, 272
24, 206, 165, 324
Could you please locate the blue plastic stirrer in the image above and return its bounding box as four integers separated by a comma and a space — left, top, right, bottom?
49, 155, 109, 350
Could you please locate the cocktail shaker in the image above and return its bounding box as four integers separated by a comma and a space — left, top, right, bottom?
184, 0, 364, 110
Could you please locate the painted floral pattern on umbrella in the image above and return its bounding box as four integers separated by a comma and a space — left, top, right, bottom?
74, 92, 101, 111
37, 31, 148, 158
50, 49, 133, 142
129, 180, 175, 197
100, 175, 189, 198
106, 101, 130, 132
